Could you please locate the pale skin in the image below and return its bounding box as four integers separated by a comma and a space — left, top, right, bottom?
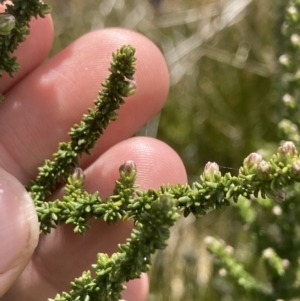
0, 11, 187, 301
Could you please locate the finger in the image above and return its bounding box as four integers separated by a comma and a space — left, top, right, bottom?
0, 28, 169, 184
3, 137, 187, 301
0, 168, 39, 297
123, 273, 149, 301
0, 11, 53, 92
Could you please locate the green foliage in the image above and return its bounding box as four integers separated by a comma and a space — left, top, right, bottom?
27, 44, 137, 225
205, 236, 271, 297
0, 0, 51, 77
196, 2, 300, 300
278, 0, 300, 144
48, 195, 179, 301
43, 137, 300, 300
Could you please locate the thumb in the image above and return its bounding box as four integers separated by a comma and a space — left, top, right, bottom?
0, 168, 39, 297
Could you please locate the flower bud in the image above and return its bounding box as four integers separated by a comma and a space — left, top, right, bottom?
121, 160, 136, 175
278, 120, 300, 142
287, 5, 299, 22
119, 160, 137, 181
69, 167, 85, 186
277, 141, 298, 163
272, 206, 282, 216
241, 153, 263, 175
291, 34, 300, 48
202, 162, 221, 182
282, 259, 290, 268
204, 235, 214, 245
124, 79, 137, 96
225, 245, 234, 254
256, 160, 273, 180
280, 141, 297, 155
282, 94, 296, 109
0, 14, 15, 36
219, 268, 227, 277
263, 248, 274, 259
40, 4, 52, 15
279, 54, 291, 68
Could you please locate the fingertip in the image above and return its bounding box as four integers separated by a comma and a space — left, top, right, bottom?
78, 28, 170, 113
123, 136, 187, 190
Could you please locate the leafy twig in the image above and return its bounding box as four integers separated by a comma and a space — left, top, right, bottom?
27, 45, 137, 233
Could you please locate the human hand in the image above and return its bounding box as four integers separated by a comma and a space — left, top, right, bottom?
0, 11, 187, 301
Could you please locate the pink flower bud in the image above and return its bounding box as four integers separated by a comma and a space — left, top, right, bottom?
202, 162, 221, 182
125, 79, 137, 96
241, 153, 263, 175
0, 14, 15, 35
244, 153, 263, 166
291, 34, 300, 48
257, 160, 273, 180
119, 160, 137, 181
279, 141, 297, 156
279, 55, 291, 67
123, 160, 136, 174
277, 141, 298, 163
69, 167, 85, 186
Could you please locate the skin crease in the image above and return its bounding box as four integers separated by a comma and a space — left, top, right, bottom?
0, 10, 187, 301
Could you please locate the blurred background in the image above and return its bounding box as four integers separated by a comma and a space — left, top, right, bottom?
45, 0, 283, 300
